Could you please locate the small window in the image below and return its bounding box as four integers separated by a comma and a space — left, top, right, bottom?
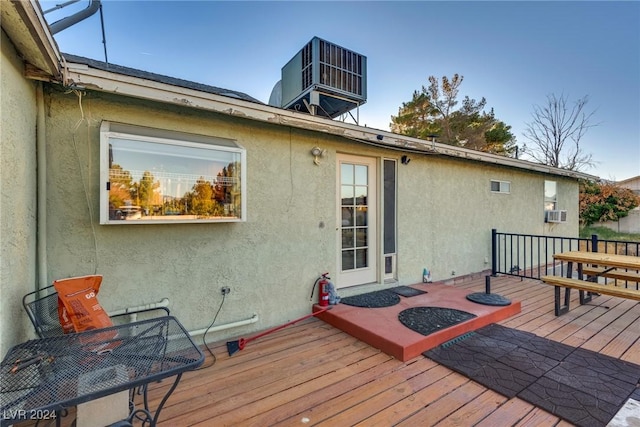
100, 122, 246, 224
544, 180, 557, 211
490, 180, 510, 194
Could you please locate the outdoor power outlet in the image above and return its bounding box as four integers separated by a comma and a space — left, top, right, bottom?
221, 287, 231, 295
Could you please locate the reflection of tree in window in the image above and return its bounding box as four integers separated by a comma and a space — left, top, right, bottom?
134, 171, 159, 214
185, 177, 222, 216
109, 164, 133, 209
214, 161, 241, 216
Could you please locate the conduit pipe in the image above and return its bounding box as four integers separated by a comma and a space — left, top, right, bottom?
49, 0, 101, 34
189, 314, 259, 338
36, 82, 48, 291
108, 298, 170, 318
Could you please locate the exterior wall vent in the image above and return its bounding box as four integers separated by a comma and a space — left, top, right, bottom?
279, 37, 367, 119
546, 210, 568, 223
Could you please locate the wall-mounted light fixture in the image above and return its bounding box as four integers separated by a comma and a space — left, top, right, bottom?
311, 146, 326, 165
401, 155, 411, 165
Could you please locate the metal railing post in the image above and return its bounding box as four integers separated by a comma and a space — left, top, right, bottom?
491, 229, 497, 276
591, 234, 598, 253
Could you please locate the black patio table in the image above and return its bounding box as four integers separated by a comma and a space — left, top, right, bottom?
0, 315, 204, 426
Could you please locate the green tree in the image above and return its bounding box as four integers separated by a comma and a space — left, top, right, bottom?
390, 74, 516, 155
579, 180, 640, 226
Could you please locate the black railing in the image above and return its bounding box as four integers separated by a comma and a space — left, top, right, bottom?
491, 229, 640, 281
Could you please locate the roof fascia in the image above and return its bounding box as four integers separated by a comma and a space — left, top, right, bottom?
64, 61, 597, 181
2, 0, 62, 80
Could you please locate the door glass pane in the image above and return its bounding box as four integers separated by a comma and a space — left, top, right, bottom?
341, 164, 354, 185
355, 186, 367, 205
341, 207, 354, 227
356, 229, 367, 247
341, 185, 354, 202
342, 250, 355, 270
342, 229, 353, 249
356, 248, 367, 268
355, 165, 367, 185
355, 207, 367, 226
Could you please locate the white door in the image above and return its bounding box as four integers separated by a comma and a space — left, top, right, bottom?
337, 154, 377, 288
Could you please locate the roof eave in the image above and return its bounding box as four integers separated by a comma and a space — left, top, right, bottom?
64, 61, 597, 181
1, 0, 62, 81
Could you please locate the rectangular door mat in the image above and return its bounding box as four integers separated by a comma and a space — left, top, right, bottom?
424, 323, 640, 427
388, 286, 428, 297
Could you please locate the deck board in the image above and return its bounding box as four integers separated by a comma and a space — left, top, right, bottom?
13, 274, 640, 427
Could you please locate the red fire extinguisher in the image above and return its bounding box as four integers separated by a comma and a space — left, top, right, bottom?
310, 272, 330, 306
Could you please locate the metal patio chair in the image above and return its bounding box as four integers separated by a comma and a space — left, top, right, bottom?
22, 284, 170, 339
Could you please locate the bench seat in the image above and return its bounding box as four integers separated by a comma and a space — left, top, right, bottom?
581, 266, 640, 284
541, 275, 640, 315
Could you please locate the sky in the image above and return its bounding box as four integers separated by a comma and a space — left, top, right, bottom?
40, 0, 640, 181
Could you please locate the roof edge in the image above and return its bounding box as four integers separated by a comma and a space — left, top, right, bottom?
63, 57, 597, 181
2, 0, 62, 80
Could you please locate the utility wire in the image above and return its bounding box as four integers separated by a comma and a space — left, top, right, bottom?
197, 293, 226, 370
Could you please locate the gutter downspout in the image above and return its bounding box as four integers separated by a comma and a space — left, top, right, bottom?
189, 314, 259, 338
36, 82, 47, 291
48, 0, 101, 35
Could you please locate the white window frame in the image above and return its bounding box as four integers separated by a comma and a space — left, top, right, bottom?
490, 180, 511, 194
100, 121, 246, 225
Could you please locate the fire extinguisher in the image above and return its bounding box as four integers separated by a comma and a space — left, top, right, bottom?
310, 272, 330, 306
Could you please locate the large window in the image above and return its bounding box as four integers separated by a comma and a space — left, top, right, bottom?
100, 122, 246, 224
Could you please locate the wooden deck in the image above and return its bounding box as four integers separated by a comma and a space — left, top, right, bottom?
137, 274, 640, 427
16, 274, 640, 426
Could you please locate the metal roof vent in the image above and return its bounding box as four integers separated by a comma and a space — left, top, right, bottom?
273, 37, 367, 120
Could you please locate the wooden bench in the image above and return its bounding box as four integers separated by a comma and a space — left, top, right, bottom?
581, 266, 640, 284
541, 275, 640, 316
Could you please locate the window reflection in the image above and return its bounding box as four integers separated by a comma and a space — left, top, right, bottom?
340, 160, 370, 272
106, 134, 243, 222
544, 180, 557, 211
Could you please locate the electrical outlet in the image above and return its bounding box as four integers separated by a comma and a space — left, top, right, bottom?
221, 287, 231, 295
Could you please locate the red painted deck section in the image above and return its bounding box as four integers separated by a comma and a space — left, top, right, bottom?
314, 282, 521, 361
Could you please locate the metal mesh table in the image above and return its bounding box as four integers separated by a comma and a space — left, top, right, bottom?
1, 316, 204, 426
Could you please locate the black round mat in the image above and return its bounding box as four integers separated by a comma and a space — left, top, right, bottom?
340, 290, 400, 308
398, 307, 477, 336
466, 292, 512, 306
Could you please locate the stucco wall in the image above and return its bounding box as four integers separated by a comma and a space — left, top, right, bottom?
41, 86, 580, 342
0, 30, 38, 354
398, 156, 578, 282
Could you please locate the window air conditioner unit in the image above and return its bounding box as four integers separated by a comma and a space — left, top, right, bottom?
546, 210, 567, 223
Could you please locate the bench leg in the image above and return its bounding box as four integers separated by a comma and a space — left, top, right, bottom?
554, 286, 570, 316
578, 266, 595, 304
579, 290, 593, 304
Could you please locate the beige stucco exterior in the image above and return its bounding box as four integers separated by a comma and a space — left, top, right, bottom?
1, 28, 39, 354
34, 87, 581, 341
1, 2, 587, 354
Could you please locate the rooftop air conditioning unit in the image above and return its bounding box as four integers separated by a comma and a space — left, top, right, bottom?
546, 210, 568, 223
278, 37, 367, 119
